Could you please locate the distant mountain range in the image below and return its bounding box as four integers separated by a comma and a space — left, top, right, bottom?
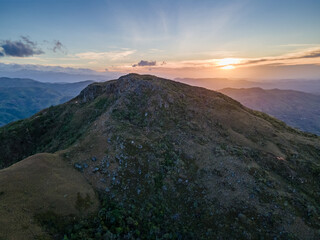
0, 77, 93, 126
175, 77, 320, 94
220, 87, 320, 135
0, 63, 120, 82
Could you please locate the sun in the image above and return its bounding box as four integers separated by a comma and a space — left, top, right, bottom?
221, 65, 235, 69
217, 58, 240, 69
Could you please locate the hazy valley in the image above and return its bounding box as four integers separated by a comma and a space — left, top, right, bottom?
0, 77, 93, 126
220, 88, 320, 135
176, 77, 320, 94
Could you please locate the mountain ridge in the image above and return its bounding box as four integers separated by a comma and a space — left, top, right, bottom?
176, 77, 320, 94
0, 74, 319, 239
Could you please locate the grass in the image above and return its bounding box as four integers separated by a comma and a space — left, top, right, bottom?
0, 153, 99, 240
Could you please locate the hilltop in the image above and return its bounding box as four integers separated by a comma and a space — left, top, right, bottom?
0, 74, 319, 239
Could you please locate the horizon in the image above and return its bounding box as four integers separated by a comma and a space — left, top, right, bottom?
1, 0, 320, 81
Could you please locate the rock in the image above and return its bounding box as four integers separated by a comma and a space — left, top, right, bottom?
238, 213, 248, 224
74, 163, 83, 171
91, 156, 97, 161
93, 167, 100, 173
82, 163, 89, 168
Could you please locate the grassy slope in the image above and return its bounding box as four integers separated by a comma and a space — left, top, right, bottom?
0, 74, 319, 239
0, 153, 99, 240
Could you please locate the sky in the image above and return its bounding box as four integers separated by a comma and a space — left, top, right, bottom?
1, 0, 320, 80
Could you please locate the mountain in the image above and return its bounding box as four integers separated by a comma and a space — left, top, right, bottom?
220, 88, 320, 135
0, 77, 93, 126
175, 77, 320, 94
175, 77, 259, 90
0, 74, 319, 239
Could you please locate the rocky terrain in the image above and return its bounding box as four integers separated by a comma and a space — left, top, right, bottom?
0, 74, 319, 239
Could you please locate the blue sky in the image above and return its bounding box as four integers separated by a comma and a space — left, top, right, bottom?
1, 0, 320, 79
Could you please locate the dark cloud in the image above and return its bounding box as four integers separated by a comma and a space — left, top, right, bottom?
0, 36, 44, 57
236, 49, 320, 67
20, 36, 36, 47
299, 50, 320, 59
239, 59, 268, 65
52, 40, 66, 53
132, 60, 156, 67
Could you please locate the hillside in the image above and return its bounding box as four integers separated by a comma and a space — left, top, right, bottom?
0, 153, 99, 240
220, 87, 320, 135
0, 74, 319, 239
0, 77, 93, 126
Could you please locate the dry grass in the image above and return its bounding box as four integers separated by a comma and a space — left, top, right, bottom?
0, 153, 99, 240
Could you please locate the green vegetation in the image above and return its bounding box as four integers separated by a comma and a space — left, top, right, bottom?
37, 191, 210, 240
0, 95, 113, 169
1, 74, 320, 239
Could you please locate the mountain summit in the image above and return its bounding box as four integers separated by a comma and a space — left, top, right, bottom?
0, 74, 319, 239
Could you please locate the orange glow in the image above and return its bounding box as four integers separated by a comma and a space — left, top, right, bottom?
217, 58, 240, 69
217, 58, 240, 66
221, 65, 235, 69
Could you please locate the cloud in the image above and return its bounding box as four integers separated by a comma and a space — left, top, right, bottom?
132, 60, 156, 67
300, 50, 320, 59
52, 40, 66, 53
76, 50, 136, 60
0, 36, 44, 57
109, 47, 320, 74
236, 48, 320, 67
